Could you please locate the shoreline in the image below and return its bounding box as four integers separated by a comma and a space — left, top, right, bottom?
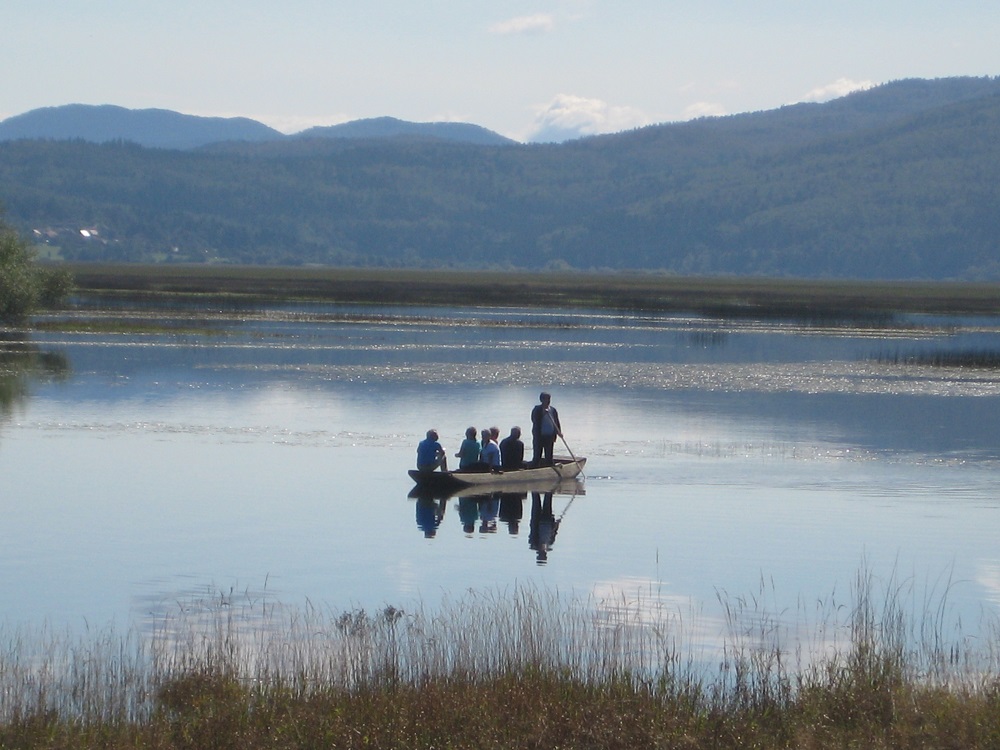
63, 263, 1000, 318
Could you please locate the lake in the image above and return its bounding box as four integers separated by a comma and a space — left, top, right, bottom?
3, 298, 1000, 659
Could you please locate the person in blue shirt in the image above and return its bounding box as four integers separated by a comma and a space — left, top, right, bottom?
479, 428, 500, 470
416, 429, 448, 472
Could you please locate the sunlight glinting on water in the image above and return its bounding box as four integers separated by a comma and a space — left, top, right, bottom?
199, 360, 1000, 397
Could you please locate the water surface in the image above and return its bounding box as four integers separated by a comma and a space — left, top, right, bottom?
3, 301, 999, 651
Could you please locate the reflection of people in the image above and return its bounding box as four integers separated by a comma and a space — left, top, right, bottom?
478, 493, 500, 533
479, 428, 500, 469
455, 426, 481, 469
500, 426, 525, 470
530, 392, 562, 467
457, 496, 479, 534
528, 491, 559, 563
499, 491, 525, 535
414, 495, 446, 538
416, 429, 448, 472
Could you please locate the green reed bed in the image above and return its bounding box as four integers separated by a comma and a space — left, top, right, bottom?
65, 263, 1000, 318
2, 578, 1000, 749
872, 348, 1000, 370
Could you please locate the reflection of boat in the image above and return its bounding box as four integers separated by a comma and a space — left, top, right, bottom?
408, 476, 585, 501
408, 457, 586, 492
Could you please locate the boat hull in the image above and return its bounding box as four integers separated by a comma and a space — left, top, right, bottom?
409, 457, 586, 491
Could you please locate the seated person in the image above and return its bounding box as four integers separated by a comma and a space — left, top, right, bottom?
479, 428, 500, 470
500, 426, 526, 470
455, 426, 481, 470
416, 429, 448, 472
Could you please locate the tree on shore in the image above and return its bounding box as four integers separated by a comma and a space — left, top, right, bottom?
0, 218, 72, 323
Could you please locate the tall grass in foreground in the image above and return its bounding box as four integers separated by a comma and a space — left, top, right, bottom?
2, 574, 1000, 749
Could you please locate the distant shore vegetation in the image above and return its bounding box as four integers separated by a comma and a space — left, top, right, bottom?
0, 218, 72, 324
64, 263, 1000, 320
2, 574, 999, 749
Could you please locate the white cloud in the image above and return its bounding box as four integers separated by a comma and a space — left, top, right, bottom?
489, 13, 556, 35
681, 101, 727, 120
528, 94, 651, 142
799, 77, 876, 103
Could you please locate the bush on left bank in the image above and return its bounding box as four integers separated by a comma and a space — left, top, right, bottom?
0, 218, 72, 324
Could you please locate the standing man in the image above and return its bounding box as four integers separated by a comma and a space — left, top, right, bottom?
530, 392, 562, 467
416, 429, 448, 473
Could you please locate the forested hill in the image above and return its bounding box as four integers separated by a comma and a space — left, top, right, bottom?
0, 104, 283, 150
0, 105, 515, 148
2, 77, 1000, 280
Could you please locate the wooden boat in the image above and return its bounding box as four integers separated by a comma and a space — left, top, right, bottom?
409, 456, 586, 492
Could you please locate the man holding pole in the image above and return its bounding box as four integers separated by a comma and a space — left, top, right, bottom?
530, 391, 562, 467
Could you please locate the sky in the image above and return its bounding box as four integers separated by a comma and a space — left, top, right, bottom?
5, 0, 998, 143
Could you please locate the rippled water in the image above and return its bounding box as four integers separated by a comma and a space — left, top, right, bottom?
3, 300, 1000, 649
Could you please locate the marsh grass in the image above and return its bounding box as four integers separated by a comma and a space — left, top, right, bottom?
66, 264, 1000, 318
32, 320, 232, 337
2, 577, 999, 749
872, 347, 1000, 370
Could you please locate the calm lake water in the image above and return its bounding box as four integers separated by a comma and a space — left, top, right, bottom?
3, 298, 1000, 655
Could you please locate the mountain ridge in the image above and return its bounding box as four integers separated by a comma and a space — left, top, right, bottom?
3, 76, 998, 151
0, 105, 515, 148
293, 116, 516, 146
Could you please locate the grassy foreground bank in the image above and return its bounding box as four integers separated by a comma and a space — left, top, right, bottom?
65, 263, 1000, 317
3, 581, 999, 749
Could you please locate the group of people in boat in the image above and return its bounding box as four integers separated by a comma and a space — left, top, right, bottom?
416, 392, 563, 473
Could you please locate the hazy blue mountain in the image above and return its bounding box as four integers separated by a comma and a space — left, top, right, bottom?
0, 106, 515, 149
294, 116, 515, 145
0, 104, 284, 149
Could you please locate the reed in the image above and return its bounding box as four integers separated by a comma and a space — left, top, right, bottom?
872, 347, 1000, 369
1, 576, 999, 749
65, 263, 1000, 318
